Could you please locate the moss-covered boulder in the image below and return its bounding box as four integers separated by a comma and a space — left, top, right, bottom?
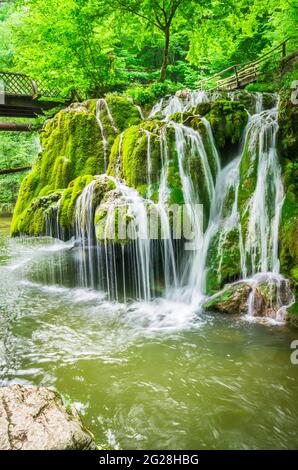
59, 175, 116, 238
94, 189, 135, 244
278, 90, 298, 315
205, 227, 241, 293
12, 192, 62, 237
278, 90, 298, 162
107, 120, 163, 196
279, 161, 298, 284
203, 281, 251, 315
11, 95, 141, 237
203, 100, 248, 152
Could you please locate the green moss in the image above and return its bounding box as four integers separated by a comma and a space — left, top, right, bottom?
59, 175, 94, 231
94, 191, 133, 244
206, 227, 241, 293
205, 100, 248, 151
11, 94, 141, 237
11, 192, 61, 236
278, 91, 298, 162
108, 120, 162, 189
279, 161, 298, 289
105, 94, 142, 130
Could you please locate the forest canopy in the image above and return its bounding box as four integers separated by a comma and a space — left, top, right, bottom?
0, 0, 297, 97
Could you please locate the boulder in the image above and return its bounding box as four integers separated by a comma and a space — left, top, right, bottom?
203, 273, 294, 320
0, 385, 97, 450
203, 281, 252, 315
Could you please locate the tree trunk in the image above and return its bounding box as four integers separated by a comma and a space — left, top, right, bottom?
0, 166, 31, 175
0, 122, 32, 132
159, 27, 170, 82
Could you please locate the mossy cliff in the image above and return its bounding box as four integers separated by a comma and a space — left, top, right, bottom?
11, 95, 141, 237
278, 91, 298, 323
203, 100, 248, 152
10, 91, 297, 318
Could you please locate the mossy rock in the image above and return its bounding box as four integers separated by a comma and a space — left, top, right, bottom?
60, 175, 116, 238
94, 190, 135, 244
278, 91, 298, 162
11, 192, 61, 236
205, 100, 248, 152
205, 227, 241, 293
105, 94, 142, 130
204, 274, 293, 318
203, 281, 251, 314
287, 301, 298, 328
11, 94, 139, 237
279, 160, 298, 290
107, 120, 183, 204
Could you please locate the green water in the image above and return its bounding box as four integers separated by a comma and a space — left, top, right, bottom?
0, 217, 298, 450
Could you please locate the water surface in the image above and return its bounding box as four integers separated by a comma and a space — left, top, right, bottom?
0, 217, 297, 449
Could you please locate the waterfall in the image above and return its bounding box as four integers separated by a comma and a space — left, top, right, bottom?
75, 178, 100, 288
43, 91, 286, 316
96, 98, 118, 172
200, 103, 284, 300
242, 108, 283, 275
45, 200, 61, 240
150, 90, 210, 119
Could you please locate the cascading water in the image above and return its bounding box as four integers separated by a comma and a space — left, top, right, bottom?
241, 107, 283, 275
96, 98, 118, 172
43, 91, 289, 320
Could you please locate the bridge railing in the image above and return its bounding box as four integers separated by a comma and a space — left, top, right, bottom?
198, 37, 297, 91
0, 71, 63, 98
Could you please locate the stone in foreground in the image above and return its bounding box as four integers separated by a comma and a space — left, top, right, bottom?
0, 385, 97, 450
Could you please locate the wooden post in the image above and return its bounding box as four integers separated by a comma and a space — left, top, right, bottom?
0, 122, 32, 132
234, 65, 239, 88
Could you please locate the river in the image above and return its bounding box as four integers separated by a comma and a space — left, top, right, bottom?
0, 216, 297, 449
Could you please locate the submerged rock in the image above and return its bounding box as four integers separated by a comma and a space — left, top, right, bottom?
203, 273, 294, 321
0, 385, 97, 450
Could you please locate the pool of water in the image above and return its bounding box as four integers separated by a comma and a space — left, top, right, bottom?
0, 217, 297, 449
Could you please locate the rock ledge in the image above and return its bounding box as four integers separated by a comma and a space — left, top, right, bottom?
0, 385, 97, 450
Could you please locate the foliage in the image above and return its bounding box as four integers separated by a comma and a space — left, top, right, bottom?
125, 80, 180, 107
0, 123, 38, 214
0, 0, 296, 96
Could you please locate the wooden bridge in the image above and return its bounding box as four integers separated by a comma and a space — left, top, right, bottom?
199, 38, 297, 91
0, 71, 77, 120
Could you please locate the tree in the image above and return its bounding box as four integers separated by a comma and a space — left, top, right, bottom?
6, 0, 119, 96
111, 0, 187, 82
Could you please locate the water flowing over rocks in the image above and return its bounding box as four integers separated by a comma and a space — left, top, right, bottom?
10, 89, 297, 323
0, 385, 97, 450
203, 273, 294, 322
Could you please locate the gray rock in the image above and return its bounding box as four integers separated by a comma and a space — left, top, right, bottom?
0, 385, 97, 450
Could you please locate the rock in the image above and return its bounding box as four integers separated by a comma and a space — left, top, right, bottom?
11, 94, 141, 238
0, 385, 97, 450
203, 281, 252, 315
203, 273, 294, 320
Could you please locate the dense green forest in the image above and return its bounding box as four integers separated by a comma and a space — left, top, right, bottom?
1, 0, 297, 99
1, 0, 298, 453
0, 0, 297, 214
